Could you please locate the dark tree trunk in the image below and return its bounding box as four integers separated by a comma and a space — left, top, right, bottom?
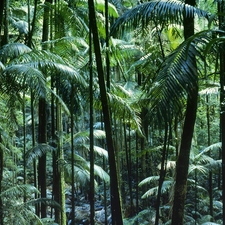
31, 91, 38, 215
38, 97, 47, 218
171, 0, 197, 223
0, 134, 3, 225
27, 0, 38, 47
171, 89, 198, 225
0, 0, 6, 45
1, 0, 9, 46
155, 123, 168, 225
218, 1, 225, 223
88, 0, 123, 223
89, 27, 95, 224
37, 0, 51, 217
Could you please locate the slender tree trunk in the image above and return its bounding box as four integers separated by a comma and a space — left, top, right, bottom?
31, 91, 38, 215
1, 0, 9, 46
56, 103, 66, 225
27, 0, 38, 47
38, 97, 47, 218
0, 0, 5, 37
206, 94, 213, 218
171, 2, 197, 223
124, 121, 134, 215
70, 84, 75, 225
171, 86, 198, 225
155, 123, 168, 225
23, 93, 27, 203
38, 0, 51, 217
0, 134, 3, 225
89, 25, 95, 224
88, 1, 123, 223
218, 0, 225, 222
135, 132, 139, 215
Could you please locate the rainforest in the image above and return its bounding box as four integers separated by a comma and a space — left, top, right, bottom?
0, 0, 224, 224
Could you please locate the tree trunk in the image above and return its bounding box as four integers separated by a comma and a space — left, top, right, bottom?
0, 134, 3, 225
88, 0, 123, 223
89, 26, 95, 224
218, 0, 225, 223
1, 0, 9, 46
171, 1, 197, 223
37, 0, 51, 217
56, 103, 66, 225
155, 123, 168, 225
0, 0, 6, 46
38, 97, 47, 218
171, 87, 198, 225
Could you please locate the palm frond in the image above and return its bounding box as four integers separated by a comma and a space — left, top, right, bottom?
29, 61, 87, 86
0, 184, 39, 198
24, 198, 61, 209
95, 0, 119, 17
0, 61, 5, 71
200, 142, 221, 154
8, 50, 65, 65
107, 92, 143, 135
188, 164, 208, 175
64, 162, 90, 186
0, 43, 31, 64
141, 180, 173, 198
93, 164, 110, 183
2, 65, 46, 98
50, 88, 70, 115
82, 144, 108, 158
146, 31, 213, 115
111, 0, 209, 36
26, 143, 56, 165
71, 129, 106, 144
139, 175, 159, 186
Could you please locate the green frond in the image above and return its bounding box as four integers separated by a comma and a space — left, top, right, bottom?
26, 144, 56, 165
201, 223, 220, 225
24, 198, 61, 209
213, 200, 223, 210
48, 36, 89, 61
95, 0, 119, 17
187, 179, 208, 194
141, 186, 158, 198
200, 142, 221, 154
145, 31, 213, 116
141, 180, 172, 198
50, 89, 70, 115
0, 43, 31, 64
93, 164, 110, 183
0, 184, 39, 198
29, 61, 87, 86
2, 65, 46, 98
93, 145, 108, 157
139, 175, 159, 186
0, 61, 5, 71
9, 50, 65, 65
111, 0, 209, 36
72, 129, 106, 144
82, 144, 108, 158
188, 164, 208, 175
157, 160, 176, 170
206, 159, 221, 170
107, 92, 143, 135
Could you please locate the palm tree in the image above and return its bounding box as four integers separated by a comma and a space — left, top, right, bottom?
88, 0, 124, 223
110, 1, 209, 224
